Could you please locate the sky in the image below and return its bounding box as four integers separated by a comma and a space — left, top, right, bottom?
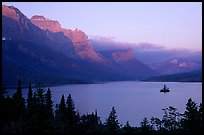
2, 2, 202, 51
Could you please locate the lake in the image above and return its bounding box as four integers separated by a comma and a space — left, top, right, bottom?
7, 81, 202, 126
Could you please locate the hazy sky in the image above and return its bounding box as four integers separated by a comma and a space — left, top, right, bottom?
2, 2, 202, 51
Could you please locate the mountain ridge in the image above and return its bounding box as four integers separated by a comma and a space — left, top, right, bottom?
30, 15, 106, 63
2, 4, 159, 86
143, 69, 202, 82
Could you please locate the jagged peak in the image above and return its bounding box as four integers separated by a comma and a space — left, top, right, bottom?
31, 15, 47, 20
2, 4, 22, 21
2, 4, 15, 10
31, 15, 62, 32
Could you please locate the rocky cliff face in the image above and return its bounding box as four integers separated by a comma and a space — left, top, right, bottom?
98, 49, 159, 79
30, 15, 62, 32
2, 5, 50, 44
2, 5, 20, 21
2, 4, 159, 86
2, 6, 76, 59
2, 5, 31, 39
62, 28, 106, 62
31, 15, 105, 63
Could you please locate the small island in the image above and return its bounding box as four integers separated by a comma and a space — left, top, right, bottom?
160, 84, 170, 93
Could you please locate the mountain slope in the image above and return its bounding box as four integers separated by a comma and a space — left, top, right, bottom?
153, 57, 202, 75
143, 69, 202, 82
2, 5, 108, 86
30, 15, 105, 63
2, 39, 89, 87
99, 49, 158, 79
2, 4, 159, 86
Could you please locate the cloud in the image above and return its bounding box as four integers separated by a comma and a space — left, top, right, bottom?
90, 35, 202, 64
89, 35, 116, 43
136, 42, 165, 49
90, 35, 166, 52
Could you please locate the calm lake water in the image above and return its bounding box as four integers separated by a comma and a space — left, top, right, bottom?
8, 81, 202, 126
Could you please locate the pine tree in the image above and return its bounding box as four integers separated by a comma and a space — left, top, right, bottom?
54, 94, 67, 133
122, 121, 134, 133
34, 87, 45, 105
27, 82, 33, 116
106, 107, 120, 133
151, 117, 162, 131
29, 87, 49, 133
45, 88, 53, 119
66, 94, 77, 125
13, 79, 25, 114
26, 82, 33, 132
12, 79, 26, 133
162, 106, 180, 131
198, 103, 202, 131
140, 117, 152, 132
45, 88, 54, 131
65, 93, 80, 133
79, 110, 100, 133
59, 94, 66, 114
183, 98, 200, 132
0, 84, 10, 130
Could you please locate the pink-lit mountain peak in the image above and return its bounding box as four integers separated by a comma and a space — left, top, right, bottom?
2, 5, 19, 21
2, 4, 160, 84
2, 5, 48, 41
31, 15, 62, 32
31, 15, 46, 20
31, 15, 88, 42
30, 15, 105, 63
2, 4, 29, 22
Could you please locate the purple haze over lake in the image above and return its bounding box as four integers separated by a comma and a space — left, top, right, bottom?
8, 81, 202, 126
